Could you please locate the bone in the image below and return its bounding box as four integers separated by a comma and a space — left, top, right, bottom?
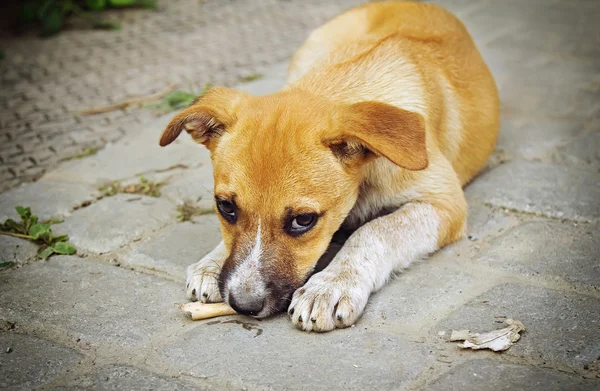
178, 301, 237, 320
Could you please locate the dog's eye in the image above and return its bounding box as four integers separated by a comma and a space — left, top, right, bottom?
288, 213, 318, 236
216, 199, 237, 223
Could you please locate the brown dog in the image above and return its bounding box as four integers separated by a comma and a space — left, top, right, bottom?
160, 1, 499, 332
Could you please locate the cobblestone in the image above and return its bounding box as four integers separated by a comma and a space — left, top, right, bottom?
160, 318, 435, 390
436, 283, 600, 370
54, 365, 200, 391
0, 333, 82, 391
0, 0, 367, 193
466, 161, 600, 223
0, 256, 189, 349
121, 216, 221, 280
478, 221, 600, 289
427, 359, 600, 391
56, 195, 175, 254
0, 236, 38, 266
0, 179, 97, 221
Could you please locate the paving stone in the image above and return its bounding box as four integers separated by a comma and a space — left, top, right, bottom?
478, 221, 600, 288
161, 316, 435, 390
436, 283, 600, 369
495, 117, 586, 161
466, 160, 600, 223
43, 115, 211, 186
0, 180, 98, 221
235, 61, 288, 96
161, 167, 215, 210
56, 195, 175, 254
0, 333, 82, 391
0, 236, 39, 266
0, 256, 188, 349
361, 257, 480, 332
464, 201, 520, 243
556, 131, 600, 167
121, 216, 222, 280
55, 365, 199, 391
427, 359, 600, 391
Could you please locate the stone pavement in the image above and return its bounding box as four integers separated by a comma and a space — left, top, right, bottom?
0, 0, 370, 193
1, 0, 599, 390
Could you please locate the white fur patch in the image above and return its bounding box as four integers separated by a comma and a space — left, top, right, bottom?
225, 219, 266, 303
289, 203, 440, 332
186, 241, 228, 303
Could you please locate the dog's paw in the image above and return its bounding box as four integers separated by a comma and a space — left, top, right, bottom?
288, 270, 369, 332
186, 257, 223, 303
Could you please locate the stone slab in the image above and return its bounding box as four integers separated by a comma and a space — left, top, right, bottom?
0, 256, 189, 349
121, 216, 222, 280
556, 131, 600, 167
478, 221, 600, 288
495, 117, 585, 161
0, 333, 82, 391
161, 166, 215, 210
0, 235, 39, 266
0, 180, 98, 221
427, 359, 600, 391
43, 114, 212, 186
235, 61, 288, 96
464, 202, 520, 243
55, 365, 200, 391
360, 257, 479, 332
466, 160, 600, 222
161, 316, 435, 390
435, 283, 600, 369
56, 194, 175, 254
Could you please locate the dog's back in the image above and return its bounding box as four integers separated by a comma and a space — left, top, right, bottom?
288, 1, 500, 185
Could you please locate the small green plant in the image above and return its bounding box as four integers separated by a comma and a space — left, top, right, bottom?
60, 147, 100, 162
99, 176, 163, 197
149, 83, 212, 114
240, 73, 263, 83
0, 206, 76, 260
20, 0, 157, 36
176, 200, 214, 222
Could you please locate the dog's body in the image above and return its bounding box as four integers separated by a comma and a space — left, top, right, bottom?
161, 2, 499, 332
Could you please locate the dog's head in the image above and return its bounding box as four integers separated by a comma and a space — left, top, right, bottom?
160, 87, 427, 317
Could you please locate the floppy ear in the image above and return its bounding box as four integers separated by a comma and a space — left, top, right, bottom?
159, 87, 247, 149
326, 101, 428, 170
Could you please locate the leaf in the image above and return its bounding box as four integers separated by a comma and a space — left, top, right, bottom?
52, 234, 70, 243
0, 219, 24, 234
21, 1, 41, 23
85, 0, 107, 11
16, 206, 31, 220
38, 247, 55, 260
28, 224, 51, 240
0, 261, 14, 268
108, 0, 139, 7
52, 242, 76, 255
40, 6, 64, 36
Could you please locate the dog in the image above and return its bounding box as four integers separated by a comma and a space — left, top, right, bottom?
159, 1, 499, 332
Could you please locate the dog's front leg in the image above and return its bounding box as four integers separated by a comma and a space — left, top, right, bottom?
186, 241, 228, 303
289, 197, 466, 332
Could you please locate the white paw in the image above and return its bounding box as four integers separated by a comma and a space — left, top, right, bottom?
288, 270, 370, 332
186, 256, 223, 303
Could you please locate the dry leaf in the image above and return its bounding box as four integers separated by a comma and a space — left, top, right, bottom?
449, 319, 526, 352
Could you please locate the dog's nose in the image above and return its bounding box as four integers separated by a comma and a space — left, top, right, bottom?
228, 293, 264, 316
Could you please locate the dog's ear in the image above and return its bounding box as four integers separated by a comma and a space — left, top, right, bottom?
326, 101, 428, 170
159, 87, 247, 149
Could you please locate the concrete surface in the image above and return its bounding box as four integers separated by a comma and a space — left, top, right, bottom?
1, 0, 599, 390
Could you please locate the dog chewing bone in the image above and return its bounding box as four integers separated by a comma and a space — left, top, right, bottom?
178, 302, 237, 320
